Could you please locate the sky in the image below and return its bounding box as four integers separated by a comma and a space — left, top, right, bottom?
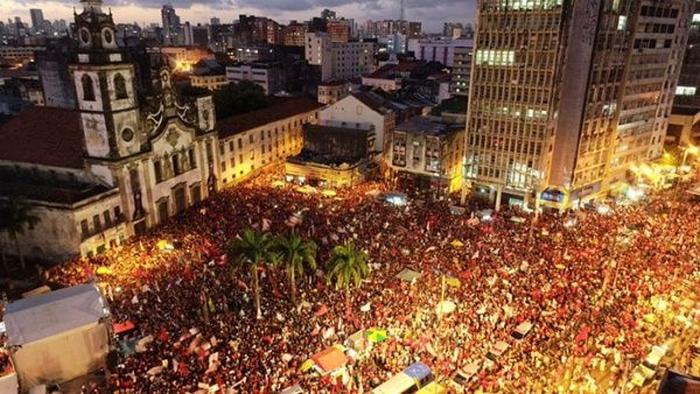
1, 0, 475, 33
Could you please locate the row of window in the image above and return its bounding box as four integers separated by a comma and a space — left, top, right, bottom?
81, 72, 128, 102
79, 206, 123, 240
153, 149, 197, 183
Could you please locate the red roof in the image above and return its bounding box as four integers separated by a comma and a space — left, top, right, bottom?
217, 97, 324, 139
0, 106, 84, 169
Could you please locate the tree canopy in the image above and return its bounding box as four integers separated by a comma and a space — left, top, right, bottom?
213, 80, 269, 120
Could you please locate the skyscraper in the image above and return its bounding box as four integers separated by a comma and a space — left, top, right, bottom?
161, 4, 181, 45
29, 9, 44, 31
463, 0, 692, 210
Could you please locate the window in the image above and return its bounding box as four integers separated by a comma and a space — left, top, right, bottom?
82, 74, 95, 101
172, 154, 181, 175
114, 206, 122, 220
154, 160, 163, 182
103, 211, 111, 227
80, 220, 89, 238
188, 149, 197, 169
617, 16, 627, 31
114, 73, 128, 99
676, 86, 697, 96
93, 215, 101, 232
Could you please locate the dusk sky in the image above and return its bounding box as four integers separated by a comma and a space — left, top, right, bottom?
1, 0, 475, 33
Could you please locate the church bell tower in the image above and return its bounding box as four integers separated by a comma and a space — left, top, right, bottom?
70, 0, 142, 162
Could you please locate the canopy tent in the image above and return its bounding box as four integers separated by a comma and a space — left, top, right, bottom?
5, 284, 110, 390
416, 382, 446, 394
113, 320, 136, 335
396, 269, 422, 283
367, 328, 387, 343
445, 277, 461, 288
321, 189, 337, 198
512, 321, 533, 339
310, 346, 348, 374
404, 362, 432, 381
435, 300, 457, 315
271, 180, 285, 188
450, 239, 464, 248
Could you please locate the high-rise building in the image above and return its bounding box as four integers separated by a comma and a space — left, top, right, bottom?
668, 2, 700, 147
161, 4, 181, 45
463, 0, 692, 210
30, 9, 44, 32
210, 17, 220, 26
321, 9, 337, 20
326, 20, 351, 43
284, 21, 307, 46
443, 22, 464, 39
451, 44, 472, 97
305, 32, 375, 81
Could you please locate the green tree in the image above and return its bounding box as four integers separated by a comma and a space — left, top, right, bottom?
274, 232, 317, 304
227, 229, 276, 319
213, 80, 269, 119
326, 242, 369, 315
0, 199, 40, 272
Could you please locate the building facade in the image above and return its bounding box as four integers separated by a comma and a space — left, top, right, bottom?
408, 38, 472, 67
389, 116, 464, 193
216, 98, 323, 186
450, 45, 472, 97
225, 62, 286, 95
463, 0, 692, 210
305, 32, 375, 81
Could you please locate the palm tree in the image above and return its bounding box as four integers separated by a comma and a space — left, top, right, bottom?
0, 199, 40, 272
275, 232, 317, 304
326, 242, 369, 315
227, 228, 276, 319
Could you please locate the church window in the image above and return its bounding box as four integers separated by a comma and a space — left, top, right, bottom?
154, 160, 163, 183
188, 149, 197, 169
103, 28, 113, 44
114, 73, 128, 100
82, 74, 95, 102
121, 127, 134, 142
172, 154, 181, 175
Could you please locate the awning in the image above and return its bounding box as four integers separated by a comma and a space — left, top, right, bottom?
404, 362, 432, 381
396, 268, 422, 283
311, 346, 348, 373
367, 328, 387, 343
113, 320, 136, 335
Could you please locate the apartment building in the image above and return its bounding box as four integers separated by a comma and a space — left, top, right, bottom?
463, 0, 691, 210
407, 38, 472, 67
305, 32, 375, 82
225, 62, 285, 95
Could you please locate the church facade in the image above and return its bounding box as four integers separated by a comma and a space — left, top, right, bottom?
0, 0, 220, 261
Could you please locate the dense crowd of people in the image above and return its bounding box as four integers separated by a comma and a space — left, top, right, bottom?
36, 174, 700, 393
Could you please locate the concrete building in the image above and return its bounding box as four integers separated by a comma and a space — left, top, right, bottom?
286, 123, 375, 188
408, 38, 472, 67
0, 46, 44, 66
161, 4, 182, 45
216, 97, 323, 186
669, 1, 700, 146
226, 61, 286, 95
327, 20, 352, 43
305, 32, 375, 81
463, 0, 692, 210
450, 45, 472, 97
317, 80, 350, 104
29, 9, 44, 32
389, 116, 464, 193
284, 21, 308, 46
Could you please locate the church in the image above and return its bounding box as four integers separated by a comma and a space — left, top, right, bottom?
0, 0, 220, 261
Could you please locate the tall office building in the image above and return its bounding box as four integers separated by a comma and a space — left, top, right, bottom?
161, 4, 181, 45
463, 0, 692, 210
30, 9, 44, 31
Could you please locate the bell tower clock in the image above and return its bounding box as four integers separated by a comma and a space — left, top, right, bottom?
69, 0, 142, 162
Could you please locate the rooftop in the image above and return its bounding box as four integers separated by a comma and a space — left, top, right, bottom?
395, 116, 463, 136
217, 97, 324, 139
0, 106, 84, 169
0, 168, 115, 205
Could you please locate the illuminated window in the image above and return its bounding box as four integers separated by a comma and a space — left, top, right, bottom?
617, 16, 627, 31
693, 14, 700, 23
676, 86, 697, 96
475, 50, 515, 66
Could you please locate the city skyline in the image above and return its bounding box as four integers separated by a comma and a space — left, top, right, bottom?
0, 0, 475, 32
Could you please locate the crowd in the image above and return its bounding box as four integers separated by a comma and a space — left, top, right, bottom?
38, 175, 700, 393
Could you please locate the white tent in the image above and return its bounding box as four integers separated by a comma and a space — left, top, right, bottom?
5, 284, 111, 390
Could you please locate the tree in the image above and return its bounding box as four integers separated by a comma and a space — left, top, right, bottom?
0, 199, 40, 272
274, 232, 317, 304
213, 80, 269, 120
227, 229, 276, 319
326, 242, 369, 315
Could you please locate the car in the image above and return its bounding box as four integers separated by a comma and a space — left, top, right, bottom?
448, 362, 480, 392
486, 341, 510, 362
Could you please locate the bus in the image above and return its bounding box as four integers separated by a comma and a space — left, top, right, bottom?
372, 362, 433, 394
